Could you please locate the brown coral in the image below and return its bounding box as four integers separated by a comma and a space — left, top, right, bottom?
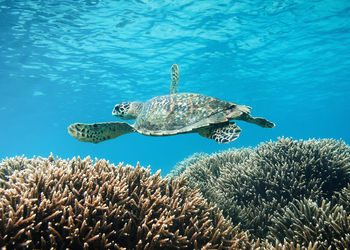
0, 155, 252, 249
0, 155, 34, 188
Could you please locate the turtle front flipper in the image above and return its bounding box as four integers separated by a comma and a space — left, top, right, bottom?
170, 64, 179, 94
68, 122, 135, 144
198, 122, 242, 144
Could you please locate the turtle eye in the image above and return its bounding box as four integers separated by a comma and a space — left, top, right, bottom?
113, 102, 131, 118
113, 104, 124, 117
114, 105, 120, 113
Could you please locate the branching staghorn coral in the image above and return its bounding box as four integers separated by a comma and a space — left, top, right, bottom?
179, 137, 350, 241
0, 155, 37, 188
268, 198, 350, 249
0, 155, 253, 249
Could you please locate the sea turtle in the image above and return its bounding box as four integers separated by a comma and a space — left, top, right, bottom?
68, 64, 275, 144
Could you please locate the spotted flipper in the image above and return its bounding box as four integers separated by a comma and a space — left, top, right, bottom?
247, 116, 275, 128
198, 122, 242, 144
68, 122, 135, 144
170, 64, 179, 94
238, 113, 275, 128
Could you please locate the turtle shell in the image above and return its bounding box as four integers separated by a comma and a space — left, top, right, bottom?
134, 93, 235, 136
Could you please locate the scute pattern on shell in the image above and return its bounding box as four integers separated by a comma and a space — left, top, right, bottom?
134, 93, 234, 135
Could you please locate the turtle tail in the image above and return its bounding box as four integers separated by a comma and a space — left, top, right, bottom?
226, 104, 251, 119
237, 104, 251, 114
227, 104, 275, 128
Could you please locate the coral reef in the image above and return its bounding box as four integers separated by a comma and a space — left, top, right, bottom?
259, 240, 321, 250
169, 152, 209, 178
269, 198, 350, 249
0, 155, 32, 188
335, 184, 350, 213
178, 137, 350, 246
2, 137, 349, 249
0, 155, 253, 249
172, 149, 251, 205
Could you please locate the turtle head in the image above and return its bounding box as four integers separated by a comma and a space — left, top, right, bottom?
112, 102, 143, 120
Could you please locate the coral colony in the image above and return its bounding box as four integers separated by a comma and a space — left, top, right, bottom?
0, 156, 250, 249
172, 137, 350, 249
1, 137, 349, 249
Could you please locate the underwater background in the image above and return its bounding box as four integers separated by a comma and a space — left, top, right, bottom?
0, 0, 349, 175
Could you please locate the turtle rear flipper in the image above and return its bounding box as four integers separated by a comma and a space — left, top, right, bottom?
198, 122, 242, 143
248, 117, 275, 128
170, 64, 179, 94
241, 115, 275, 128
68, 122, 135, 144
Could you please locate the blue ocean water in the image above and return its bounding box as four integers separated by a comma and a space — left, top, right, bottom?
0, 0, 349, 175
